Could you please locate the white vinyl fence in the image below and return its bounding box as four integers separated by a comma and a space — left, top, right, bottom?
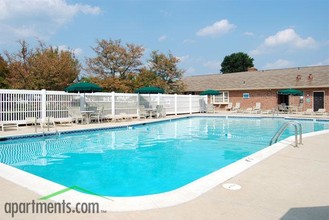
0, 89, 206, 124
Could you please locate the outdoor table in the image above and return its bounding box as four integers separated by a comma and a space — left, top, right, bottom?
145, 108, 155, 118
287, 106, 295, 114
80, 110, 94, 124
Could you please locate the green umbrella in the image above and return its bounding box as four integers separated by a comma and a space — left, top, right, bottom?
278, 88, 303, 96
200, 89, 221, 95
65, 82, 103, 93
135, 86, 164, 94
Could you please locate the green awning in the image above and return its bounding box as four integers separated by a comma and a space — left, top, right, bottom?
278, 89, 303, 96
65, 82, 103, 93
200, 89, 221, 95
135, 86, 164, 94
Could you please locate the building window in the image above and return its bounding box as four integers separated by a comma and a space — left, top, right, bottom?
243, 93, 250, 99
213, 91, 229, 104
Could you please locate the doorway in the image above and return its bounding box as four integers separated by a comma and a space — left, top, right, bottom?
278, 94, 289, 105
313, 92, 324, 111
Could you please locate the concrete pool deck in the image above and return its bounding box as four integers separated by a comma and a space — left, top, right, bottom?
0, 114, 328, 219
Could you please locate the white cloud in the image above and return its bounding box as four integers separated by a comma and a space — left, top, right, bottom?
250, 28, 317, 56
158, 35, 167, 42
264, 28, 316, 48
249, 48, 262, 56
57, 45, 83, 56
311, 58, 329, 66
244, 32, 254, 36
177, 55, 189, 62
264, 59, 295, 69
203, 60, 220, 70
0, 0, 100, 43
196, 19, 236, 37
185, 67, 196, 75
183, 39, 196, 44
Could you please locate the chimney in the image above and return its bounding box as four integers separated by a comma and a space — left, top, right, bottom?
247, 67, 258, 72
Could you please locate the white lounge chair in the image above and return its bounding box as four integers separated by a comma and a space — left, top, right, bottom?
90, 106, 105, 123
26, 117, 37, 126
303, 108, 314, 115
261, 109, 273, 114
225, 103, 233, 111
278, 103, 288, 113
231, 103, 241, 112
243, 108, 253, 114
251, 102, 261, 114
39, 117, 57, 132
67, 107, 86, 124
53, 117, 73, 125
206, 105, 215, 113
120, 113, 133, 121
155, 105, 166, 118
289, 106, 299, 114
0, 121, 19, 132
105, 114, 124, 122
138, 105, 150, 119
314, 108, 326, 115
199, 99, 207, 113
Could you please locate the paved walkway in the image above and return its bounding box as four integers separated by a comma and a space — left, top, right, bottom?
0, 114, 328, 220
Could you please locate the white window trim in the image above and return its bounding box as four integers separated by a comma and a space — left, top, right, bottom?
213, 91, 230, 104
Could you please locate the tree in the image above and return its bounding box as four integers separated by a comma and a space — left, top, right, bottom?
133, 68, 167, 90
0, 54, 9, 88
85, 72, 137, 93
148, 51, 185, 93
5, 40, 80, 90
220, 52, 254, 73
86, 39, 144, 80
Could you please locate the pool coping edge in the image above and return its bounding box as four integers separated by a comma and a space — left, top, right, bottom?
0, 119, 329, 211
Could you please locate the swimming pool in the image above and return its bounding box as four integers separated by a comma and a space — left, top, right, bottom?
0, 116, 329, 197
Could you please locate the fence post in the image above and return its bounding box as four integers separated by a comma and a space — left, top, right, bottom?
136, 94, 140, 118
189, 94, 192, 114
111, 92, 115, 115
174, 94, 177, 115
41, 89, 47, 122
79, 92, 84, 110
157, 93, 160, 105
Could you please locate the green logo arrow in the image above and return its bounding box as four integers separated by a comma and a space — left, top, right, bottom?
39, 186, 112, 201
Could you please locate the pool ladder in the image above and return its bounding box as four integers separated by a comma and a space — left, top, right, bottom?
269, 121, 302, 147
41, 117, 59, 137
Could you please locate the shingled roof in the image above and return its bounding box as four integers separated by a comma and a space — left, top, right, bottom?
183, 65, 329, 92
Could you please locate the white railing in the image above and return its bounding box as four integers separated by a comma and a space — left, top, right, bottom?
0, 89, 206, 124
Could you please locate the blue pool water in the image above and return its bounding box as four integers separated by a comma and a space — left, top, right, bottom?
0, 117, 328, 196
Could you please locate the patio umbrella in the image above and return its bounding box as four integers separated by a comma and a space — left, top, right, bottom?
277, 88, 303, 96
200, 89, 221, 95
65, 82, 103, 110
65, 82, 103, 93
135, 86, 164, 94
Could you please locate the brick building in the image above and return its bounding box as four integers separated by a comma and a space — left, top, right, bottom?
183, 65, 329, 112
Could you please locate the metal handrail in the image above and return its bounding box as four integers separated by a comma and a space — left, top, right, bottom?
269, 121, 303, 147
41, 117, 58, 137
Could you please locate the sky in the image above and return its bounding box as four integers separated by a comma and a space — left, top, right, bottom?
0, 0, 328, 76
